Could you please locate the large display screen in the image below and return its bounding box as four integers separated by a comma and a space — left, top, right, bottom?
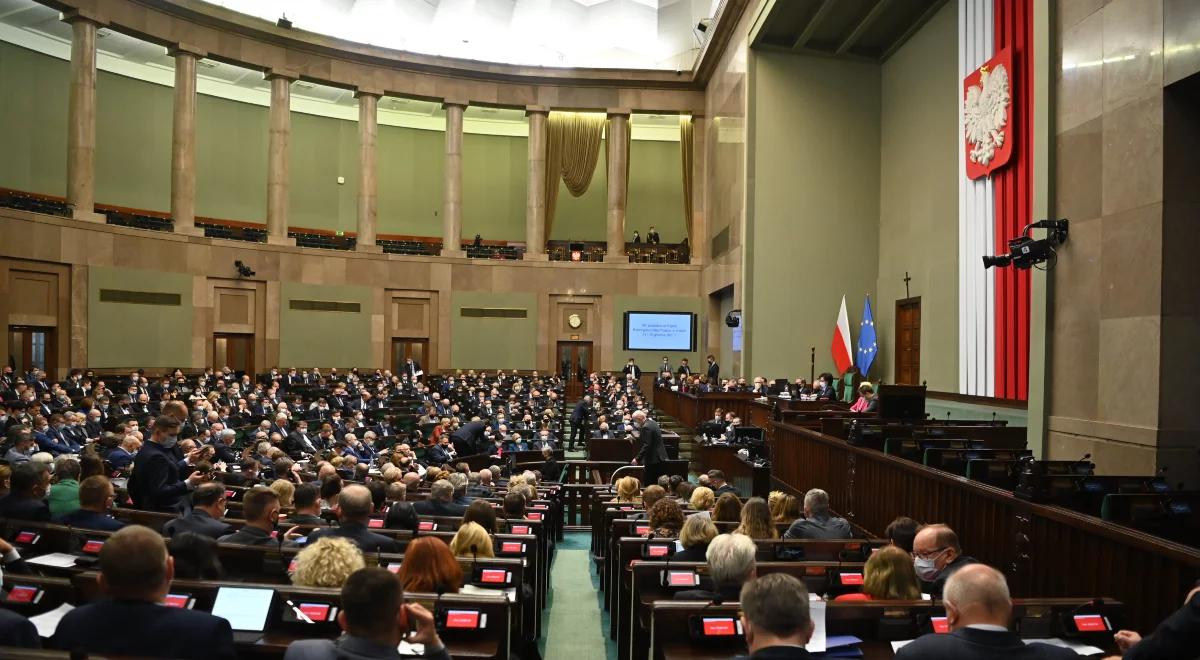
623, 312, 696, 352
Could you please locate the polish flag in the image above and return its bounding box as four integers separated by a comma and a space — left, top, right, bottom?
831, 295, 853, 374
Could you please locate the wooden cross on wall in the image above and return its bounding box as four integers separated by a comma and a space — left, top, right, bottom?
904, 271, 912, 299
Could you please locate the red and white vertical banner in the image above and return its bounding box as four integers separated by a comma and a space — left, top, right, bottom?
958, 0, 1031, 400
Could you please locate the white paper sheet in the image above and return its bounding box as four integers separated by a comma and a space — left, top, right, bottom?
1024, 638, 1106, 656
26, 552, 79, 568
805, 600, 827, 652
891, 640, 914, 651
29, 603, 74, 638
397, 640, 425, 655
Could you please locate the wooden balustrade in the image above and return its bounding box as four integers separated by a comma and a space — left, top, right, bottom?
769, 422, 1200, 633
652, 388, 757, 429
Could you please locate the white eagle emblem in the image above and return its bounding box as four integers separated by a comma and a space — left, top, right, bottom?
963, 64, 1010, 167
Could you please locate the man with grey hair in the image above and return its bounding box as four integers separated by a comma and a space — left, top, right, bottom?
736, 573, 815, 659
895, 564, 1076, 660
783, 488, 852, 540
630, 409, 669, 486
304, 484, 399, 554
448, 472, 472, 506
413, 479, 467, 517
467, 470, 494, 499
674, 533, 757, 602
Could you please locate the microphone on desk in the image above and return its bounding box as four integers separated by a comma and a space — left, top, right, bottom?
470, 543, 479, 582
1072, 453, 1093, 474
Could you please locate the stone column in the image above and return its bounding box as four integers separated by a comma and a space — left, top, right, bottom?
170, 45, 206, 235
63, 10, 105, 222
689, 114, 708, 265
442, 100, 467, 257
605, 109, 631, 261
356, 89, 382, 253
524, 106, 549, 260
266, 70, 297, 246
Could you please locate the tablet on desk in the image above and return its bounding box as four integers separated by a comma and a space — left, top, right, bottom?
211, 586, 274, 642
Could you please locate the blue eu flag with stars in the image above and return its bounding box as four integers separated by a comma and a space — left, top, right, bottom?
857, 295, 878, 376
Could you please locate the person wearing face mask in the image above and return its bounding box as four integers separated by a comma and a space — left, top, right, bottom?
218, 487, 282, 546
128, 416, 207, 513
912, 523, 978, 598
0, 462, 52, 521
4, 426, 36, 464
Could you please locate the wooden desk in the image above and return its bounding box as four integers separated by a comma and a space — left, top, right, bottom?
696, 444, 771, 499
654, 389, 757, 429
770, 421, 1200, 633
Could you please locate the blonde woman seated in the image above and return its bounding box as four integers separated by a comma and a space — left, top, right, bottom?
269, 479, 295, 510
290, 537, 365, 588
675, 515, 718, 562
834, 545, 922, 601
689, 487, 715, 518
610, 476, 641, 504
767, 490, 786, 518
449, 521, 495, 559
773, 494, 801, 524
733, 496, 779, 540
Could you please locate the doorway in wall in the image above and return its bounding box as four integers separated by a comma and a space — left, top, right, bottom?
557, 340, 593, 399
894, 298, 922, 385
7, 326, 55, 374
213, 333, 254, 376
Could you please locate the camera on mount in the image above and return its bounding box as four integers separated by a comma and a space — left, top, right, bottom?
982, 219, 1069, 270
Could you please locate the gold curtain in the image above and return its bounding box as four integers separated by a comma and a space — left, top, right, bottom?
680, 115, 694, 241
544, 112, 606, 238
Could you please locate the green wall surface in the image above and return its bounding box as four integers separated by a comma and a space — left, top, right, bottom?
450, 291, 538, 369
463, 132, 527, 242
611, 296, 703, 371
0, 42, 68, 197
747, 52, 881, 379
876, 2, 959, 390
96, 69, 172, 212
87, 266, 193, 368
549, 139, 609, 242
289, 112, 359, 233
627, 139, 687, 243
377, 123, 443, 236
279, 282, 373, 367
196, 94, 269, 223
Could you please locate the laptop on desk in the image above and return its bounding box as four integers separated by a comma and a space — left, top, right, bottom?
211, 586, 274, 644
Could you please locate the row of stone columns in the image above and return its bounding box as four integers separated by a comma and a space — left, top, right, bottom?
60, 12, 701, 261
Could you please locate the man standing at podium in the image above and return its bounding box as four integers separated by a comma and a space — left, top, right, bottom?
631, 410, 667, 486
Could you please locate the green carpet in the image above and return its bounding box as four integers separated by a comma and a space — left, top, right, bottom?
540, 531, 617, 660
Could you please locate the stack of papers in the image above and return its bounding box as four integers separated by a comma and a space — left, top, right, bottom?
812, 635, 864, 658
29, 603, 74, 638
26, 552, 79, 568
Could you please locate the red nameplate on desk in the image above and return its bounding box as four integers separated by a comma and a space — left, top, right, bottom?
225, 490, 235, 499
445, 610, 481, 629
702, 618, 738, 636
387, 563, 402, 573
368, 519, 384, 528
931, 617, 949, 634
1074, 615, 1109, 632
635, 526, 650, 535
288, 559, 299, 573
839, 573, 864, 586
500, 542, 525, 554
668, 571, 698, 586
299, 603, 332, 622
510, 525, 530, 535
14, 531, 39, 545
526, 512, 543, 520
620, 507, 636, 511
646, 545, 670, 557
6, 586, 39, 603
481, 569, 507, 584
163, 594, 190, 609
82, 539, 104, 554
418, 521, 436, 531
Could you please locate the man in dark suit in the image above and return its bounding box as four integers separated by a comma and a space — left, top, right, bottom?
1115, 585, 1200, 659
783, 488, 852, 540
163, 483, 231, 539
217, 487, 280, 546
284, 483, 327, 527
646, 225, 661, 244
403, 358, 422, 381
569, 395, 591, 451
735, 573, 815, 659
412, 480, 468, 517
450, 420, 487, 456
56, 476, 125, 531
129, 416, 206, 513
0, 609, 39, 649
623, 359, 642, 381
305, 485, 399, 554
50, 525, 235, 659
894, 564, 1076, 660
706, 355, 720, 382
913, 524, 978, 598
675, 533, 756, 602
631, 410, 669, 491
0, 462, 51, 522
707, 470, 740, 498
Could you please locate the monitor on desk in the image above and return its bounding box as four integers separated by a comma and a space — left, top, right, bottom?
211, 586, 274, 632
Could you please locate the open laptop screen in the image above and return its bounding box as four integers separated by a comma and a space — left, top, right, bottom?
211, 587, 274, 632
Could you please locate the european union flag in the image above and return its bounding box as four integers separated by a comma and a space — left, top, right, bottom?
857, 295, 878, 376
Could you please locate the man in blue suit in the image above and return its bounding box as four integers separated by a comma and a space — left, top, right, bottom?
34, 414, 78, 456
55, 476, 125, 532
50, 525, 235, 659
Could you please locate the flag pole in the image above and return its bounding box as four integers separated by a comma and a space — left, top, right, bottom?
810, 347, 815, 383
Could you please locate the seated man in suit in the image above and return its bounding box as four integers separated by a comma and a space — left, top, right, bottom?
895, 564, 1076, 660
283, 567, 447, 660
707, 470, 740, 497
412, 479, 468, 517
305, 484, 399, 554
50, 525, 235, 659
1115, 584, 1200, 660
784, 489, 852, 540
0, 462, 51, 521
675, 533, 756, 602
0, 608, 39, 650
913, 524, 978, 598
163, 482, 231, 539
285, 482, 327, 527
106, 435, 140, 471
736, 573, 815, 660
3, 426, 35, 464
217, 487, 280, 546
56, 476, 125, 531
